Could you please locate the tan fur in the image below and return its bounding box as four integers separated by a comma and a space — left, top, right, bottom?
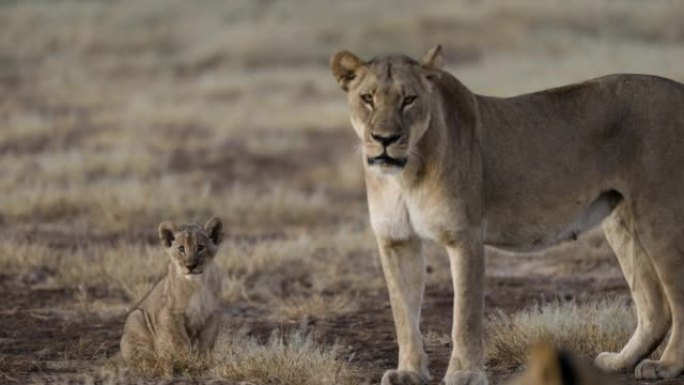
120, 217, 224, 371
331, 45, 684, 385
506, 344, 615, 385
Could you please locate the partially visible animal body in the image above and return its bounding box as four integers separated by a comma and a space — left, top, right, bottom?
120, 218, 224, 371
330, 46, 684, 385
506, 343, 616, 385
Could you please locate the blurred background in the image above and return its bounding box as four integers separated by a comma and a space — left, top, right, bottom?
3, 0, 684, 231
2, 0, 684, 384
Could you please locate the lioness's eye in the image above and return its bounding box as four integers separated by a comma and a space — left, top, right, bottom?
197, 244, 205, 252
178, 245, 185, 253
360, 93, 374, 107
402, 95, 418, 108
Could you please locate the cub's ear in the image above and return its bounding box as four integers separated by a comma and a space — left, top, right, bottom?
421, 45, 444, 70
204, 217, 223, 246
526, 343, 565, 385
330, 50, 365, 91
158, 220, 178, 248
520, 342, 614, 385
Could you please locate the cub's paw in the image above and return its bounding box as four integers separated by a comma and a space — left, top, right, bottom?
635, 359, 682, 380
442, 370, 487, 385
381, 370, 428, 385
595, 351, 632, 372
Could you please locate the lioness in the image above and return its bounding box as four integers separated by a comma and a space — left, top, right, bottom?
120, 217, 224, 370
330, 46, 684, 385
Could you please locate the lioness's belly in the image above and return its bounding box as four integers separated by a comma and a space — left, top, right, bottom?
484, 190, 622, 252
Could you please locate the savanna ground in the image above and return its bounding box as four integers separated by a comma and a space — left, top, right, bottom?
2, 1, 684, 384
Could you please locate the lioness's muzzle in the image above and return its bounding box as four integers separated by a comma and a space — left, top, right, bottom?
367, 154, 408, 167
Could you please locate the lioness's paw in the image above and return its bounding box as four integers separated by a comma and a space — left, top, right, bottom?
442, 370, 487, 385
635, 359, 682, 380
381, 370, 427, 385
595, 351, 632, 372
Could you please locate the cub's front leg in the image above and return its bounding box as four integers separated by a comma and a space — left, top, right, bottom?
198, 311, 222, 353
443, 234, 487, 385
377, 236, 430, 385
157, 310, 192, 361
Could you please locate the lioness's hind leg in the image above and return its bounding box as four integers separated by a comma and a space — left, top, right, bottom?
595, 205, 671, 373
630, 208, 684, 380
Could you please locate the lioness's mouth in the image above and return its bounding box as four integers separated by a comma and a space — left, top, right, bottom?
367, 154, 407, 167
185, 266, 204, 275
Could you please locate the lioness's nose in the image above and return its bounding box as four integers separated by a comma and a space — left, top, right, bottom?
371, 133, 401, 147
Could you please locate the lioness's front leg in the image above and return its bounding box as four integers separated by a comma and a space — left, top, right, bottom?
443, 236, 487, 385
378, 236, 429, 385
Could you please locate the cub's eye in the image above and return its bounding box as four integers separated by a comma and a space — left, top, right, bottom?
178, 245, 185, 253
402, 95, 418, 109
197, 244, 205, 252
360, 93, 374, 107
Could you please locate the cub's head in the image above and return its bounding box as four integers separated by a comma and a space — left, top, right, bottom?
158, 217, 223, 277
330, 45, 444, 175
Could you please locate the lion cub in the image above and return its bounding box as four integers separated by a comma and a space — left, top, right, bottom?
120, 217, 224, 369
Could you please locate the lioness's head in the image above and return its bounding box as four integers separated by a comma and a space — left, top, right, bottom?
330, 45, 444, 175
158, 217, 223, 277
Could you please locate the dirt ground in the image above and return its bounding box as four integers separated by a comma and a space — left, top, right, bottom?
1, 225, 679, 384
0, 259, 614, 382
3, 1, 684, 384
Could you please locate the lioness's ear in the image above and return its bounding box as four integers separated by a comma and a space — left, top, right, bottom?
204, 217, 223, 246
158, 221, 178, 248
421, 45, 444, 70
330, 50, 365, 91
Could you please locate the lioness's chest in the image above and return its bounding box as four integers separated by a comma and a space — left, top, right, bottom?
370, 183, 467, 242
405, 191, 469, 241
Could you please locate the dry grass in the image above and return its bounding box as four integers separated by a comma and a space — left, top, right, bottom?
120, 347, 209, 379
211, 329, 365, 385
94, 329, 365, 385
0, 237, 164, 299
486, 298, 637, 369
218, 228, 381, 311
0, 225, 379, 316
270, 293, 359, 320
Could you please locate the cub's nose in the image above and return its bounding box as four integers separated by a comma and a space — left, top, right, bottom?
185, 261, 199, 271
371, 133, 401, 147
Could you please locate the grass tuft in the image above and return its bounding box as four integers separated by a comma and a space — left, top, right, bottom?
211, 329, 365, 385
486, 298, 636, 368
94, 328, 365, 385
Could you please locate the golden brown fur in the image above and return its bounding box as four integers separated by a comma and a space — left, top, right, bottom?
331, 46, 684, 385
506, 344, 615, 385
120, 217, 224, 371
